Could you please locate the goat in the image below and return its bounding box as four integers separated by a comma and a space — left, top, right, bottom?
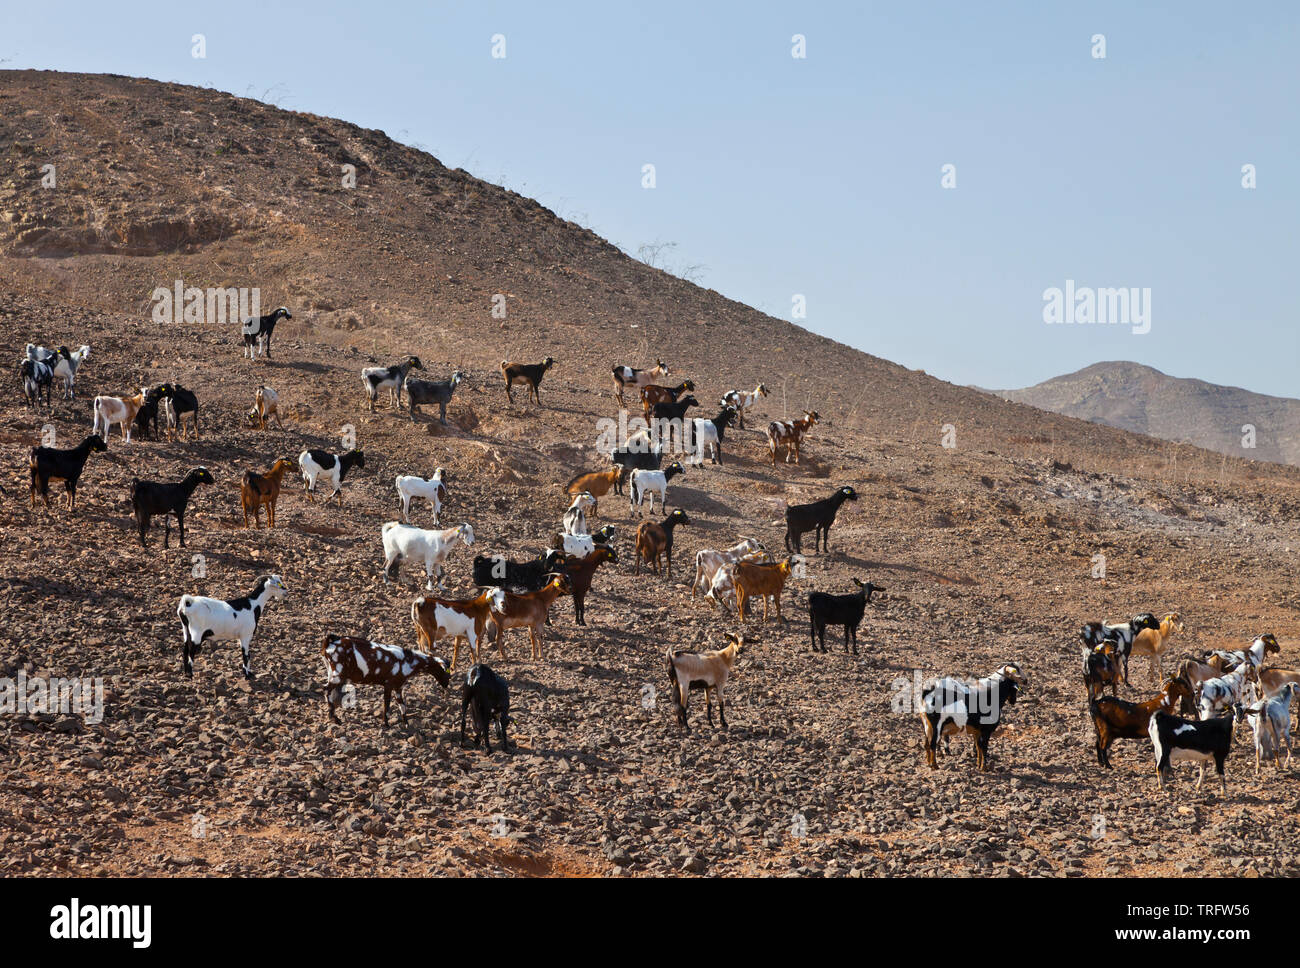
131, 467, 214, 548
706, 553, 775, 615
412, 587, 506, 672
734, 554, 804, 623
177, 575, 287, 679
767, 410, 820, 465
785, 485, 857, 553
1203, 633, 1281, 676
473, 550, 567, 593
639, 379, 696, 415
1257, 666, 1300, 700
241, 306, 291, 359
808, 578, 884, 654
1089, 676, 1195, 768
501, 357, 556, 406
26, 345, 89, 400
689, 406, 737, 465
1080, 613, 1161, 685
460, 664, 511, 753
405, 370, 465, 424
565, 466, 624, 511
19, 358, 54, 409
382, 521, 474, 590
649, 394, 699, 425
562, 491, 596, 535
362, 355, 423, 412
549, 525, 616, 559
634, 509, 690, 576
92, 388, 148, 442
921, 663, 1028, 771
1149, 707, 1236, 793
153, 383, 200, 441
1198, 666, 1257, 721
628, 461, 685, 515
612, 359, 669, 406
487, 574, 572, 662
1129, 612, 1185, 681
552, 544, 617, 625
1081, 640, 1125, 703
1236, 685, 1295, 775
134, 386, 167, 439
667, 632, 746, 733
395, 468, 448, 523
321, 635, 450, 726
720, 383, 768, 429
299, 448, 365, 504
692, 538, 767, 602
611, 432, 664, 478
241, 458, 295, 528
245, 385, 284, 430
29, 434, 107, 512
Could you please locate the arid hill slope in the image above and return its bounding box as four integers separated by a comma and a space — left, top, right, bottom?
2, 72, 1300, 879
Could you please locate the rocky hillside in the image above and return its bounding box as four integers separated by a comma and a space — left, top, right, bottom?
994, 362, 1300, 467
3, 71, 1300, 880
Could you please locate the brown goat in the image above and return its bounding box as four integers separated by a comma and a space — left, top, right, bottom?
411, 587, 506, 672
488, 574, 572, 662
321, 634, 451, 726
767, 411, 820, 465
734, 554, 804, 622
241, 458, 295, 528
501, 356, 556, 405
634, 509, 691, 576
246, 385, 284, 430
553, 544, 617, 625
1090, 675, 1194, 768
639, 379, 696, 415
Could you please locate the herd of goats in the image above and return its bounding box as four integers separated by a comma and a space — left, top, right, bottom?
15, 319, 1300, 787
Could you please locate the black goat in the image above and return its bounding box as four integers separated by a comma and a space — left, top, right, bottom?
29, 434, 107, 512
405, 370, 465, 424
241, 306, 292, 359
472, 550, 566, 593
785, 485, 858, 553
20, 359, 53, 409
131, 467, 215, 548
501, 356, 556, 405
611, 436, 664, 481
133, 389, 164, 440
1149, 708, 1236, 793
154, 383, 200, 440
460, 664, 511, 754
808, 578, 884, 654
650, 394, 700, 422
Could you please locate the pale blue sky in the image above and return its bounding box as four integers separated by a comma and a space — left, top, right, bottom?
6, 1, 1297, 396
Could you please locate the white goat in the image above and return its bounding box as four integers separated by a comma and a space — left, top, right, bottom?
382, 521, 474, 590
563, 491, 596, 535
692, 538, 767, 600
629, 462, 685, 515
92, 388, 148, 442
667, 633, 746, 733
1199, 666, 1257, 720
395, 468, 447, 524
1237, 684, 1295, 775
177, 574, 287, 679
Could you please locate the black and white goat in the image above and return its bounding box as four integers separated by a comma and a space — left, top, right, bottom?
241, 306, 292, 359
1148, 707, 1236, 793
362, 355, 424, 412
689, 406, 737, 466
629, 461, 686, 515
921, 663, 1027, 771
177, 575, 288, 679
130, 467, 215, 548
807, 578, 884, 654
299, 448, 366, 504
20, 358, 53, 409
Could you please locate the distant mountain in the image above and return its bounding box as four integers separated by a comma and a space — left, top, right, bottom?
992, 362, 1300, 467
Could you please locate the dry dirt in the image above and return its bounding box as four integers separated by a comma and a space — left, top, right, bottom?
2, 71, 1300, 878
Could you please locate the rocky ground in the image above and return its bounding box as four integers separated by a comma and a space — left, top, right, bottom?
3, 71, 1300, 878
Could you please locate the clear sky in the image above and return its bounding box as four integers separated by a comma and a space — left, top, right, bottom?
6, 1, 1298, 396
